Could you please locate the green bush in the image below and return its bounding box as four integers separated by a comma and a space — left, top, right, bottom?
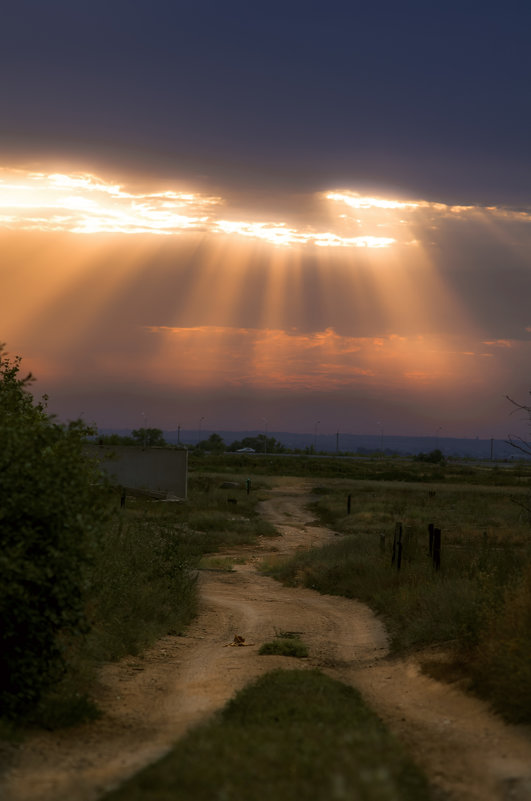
259, 637, 308, 658
0, 348, 110, 718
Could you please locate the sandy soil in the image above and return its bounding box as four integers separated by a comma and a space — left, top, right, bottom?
1, 480, 531, 801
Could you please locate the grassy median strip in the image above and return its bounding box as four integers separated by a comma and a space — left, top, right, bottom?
103, 669, 434, 801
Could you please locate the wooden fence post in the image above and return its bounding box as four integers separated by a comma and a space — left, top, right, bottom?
433, 527, 441, 570
403, 526, 411, 561
392, 522, 403, 570
428, 523, 434, 556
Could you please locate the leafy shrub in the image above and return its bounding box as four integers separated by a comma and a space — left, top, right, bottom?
0, 348, 110, 718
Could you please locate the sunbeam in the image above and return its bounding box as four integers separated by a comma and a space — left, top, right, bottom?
1, 164, 529, 434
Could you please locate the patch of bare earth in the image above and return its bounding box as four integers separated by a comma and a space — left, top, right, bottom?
1, 480, 531, 801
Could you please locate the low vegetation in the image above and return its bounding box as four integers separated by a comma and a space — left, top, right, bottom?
259, 631, 309, 658
34, 478, 276, 728
264, 478, 531, 722
0, 364, 277, 731
102, 670, 434, 801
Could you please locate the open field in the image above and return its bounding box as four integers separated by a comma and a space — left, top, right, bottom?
189, 450, 531, 486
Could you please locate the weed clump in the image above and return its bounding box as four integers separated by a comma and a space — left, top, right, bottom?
259, 635, 308, 658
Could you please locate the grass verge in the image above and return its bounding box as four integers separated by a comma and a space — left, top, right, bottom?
103, 669, 434, 801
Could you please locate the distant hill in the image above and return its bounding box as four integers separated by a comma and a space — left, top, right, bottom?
98, 428, 527, 460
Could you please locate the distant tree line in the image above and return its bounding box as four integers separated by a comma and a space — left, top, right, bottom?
97, 428, 404, 457
97, 427, 167, 448
97, 430, 290, 454
95, 430, 455, 461
413, 448, 445, 464
193, 433, 397, 456
226, 434, 287, 453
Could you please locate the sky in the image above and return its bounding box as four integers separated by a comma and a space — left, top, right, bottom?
1, 1, 530, 440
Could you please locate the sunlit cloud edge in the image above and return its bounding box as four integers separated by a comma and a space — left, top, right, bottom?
0, 168, 530, 249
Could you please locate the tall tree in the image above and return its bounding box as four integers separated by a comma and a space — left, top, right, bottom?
131, 427, 167, 447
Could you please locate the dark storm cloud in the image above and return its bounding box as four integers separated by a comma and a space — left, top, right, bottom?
1, 1, 531, 202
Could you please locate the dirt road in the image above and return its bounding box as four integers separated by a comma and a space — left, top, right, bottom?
1, 481, 531, 801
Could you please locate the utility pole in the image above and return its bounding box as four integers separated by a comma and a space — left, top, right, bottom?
314, 421, 320, 452
262, 418, 268, 455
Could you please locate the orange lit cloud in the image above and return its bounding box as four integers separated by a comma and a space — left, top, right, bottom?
0, 168, 220, 234
481, 339, 513, 348
325, 191, 422, 210
138, 325, 505, 393
0, 168, 397, 246
214, 219, 395, 248
324, 189, 531, 241
7, 166, 529, 252
324, 189, 531, 220
2, 167, 530, 265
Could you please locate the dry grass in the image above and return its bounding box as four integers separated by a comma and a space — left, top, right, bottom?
265, 477, 531, 722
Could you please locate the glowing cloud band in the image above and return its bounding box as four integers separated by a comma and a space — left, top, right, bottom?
0, 168, 399, 247
0, 168, 529, 248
